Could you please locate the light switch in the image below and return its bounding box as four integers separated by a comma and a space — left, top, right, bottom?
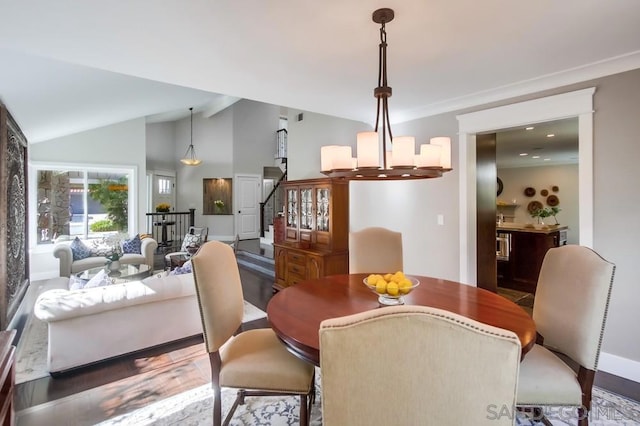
437, 214, 444, 226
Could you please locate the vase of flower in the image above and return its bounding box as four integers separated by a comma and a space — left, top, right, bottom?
107, 260, 121, 271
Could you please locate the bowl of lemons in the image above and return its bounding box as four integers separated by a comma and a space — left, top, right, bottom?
363, 271, 420, 305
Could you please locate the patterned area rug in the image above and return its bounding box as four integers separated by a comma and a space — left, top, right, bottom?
95, 370, 640, 426
15, 300, 266, 384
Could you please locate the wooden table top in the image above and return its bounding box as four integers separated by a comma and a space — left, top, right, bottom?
267, 274, 537, 366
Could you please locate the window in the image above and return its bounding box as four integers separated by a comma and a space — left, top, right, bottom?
32, 164, 135, 246
158, 177, 172, 195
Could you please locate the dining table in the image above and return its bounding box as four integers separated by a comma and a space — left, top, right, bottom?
267, 273, 537, 366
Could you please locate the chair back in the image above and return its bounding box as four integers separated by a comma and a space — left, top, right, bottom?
191, 226, 209, 242
349, 227, 403, 273
191, 241, 244, 353
319, 306, 521, 426
533, 245, 615, 370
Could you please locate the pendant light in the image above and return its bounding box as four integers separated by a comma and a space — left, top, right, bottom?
181, 107, 202, 166
320, 8, 452, 180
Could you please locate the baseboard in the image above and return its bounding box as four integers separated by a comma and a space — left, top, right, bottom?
599, 351, 640, 383
30, 271, 58, 282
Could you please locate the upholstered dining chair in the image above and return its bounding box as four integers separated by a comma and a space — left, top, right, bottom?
191, 241, 315, 426
319, 305, 522, 426
349, 226, 403, 273
516, 245, 616, 426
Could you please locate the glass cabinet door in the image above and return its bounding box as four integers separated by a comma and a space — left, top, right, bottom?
300, 188, 313, 230
316, 187, 330, 232
286, 188, 298, 228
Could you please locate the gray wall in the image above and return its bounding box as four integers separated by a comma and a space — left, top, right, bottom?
284, 68, 640, 376
232, 100, 279, 174
146, 121, 176, 171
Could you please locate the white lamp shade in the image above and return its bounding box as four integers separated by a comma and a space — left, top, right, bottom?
333, 146, 353, 170
416, 144, 442, 167
357, 131, 380, 168
431, 137, 451, 169
392, 136, 415, 167
321, 145, 339, 171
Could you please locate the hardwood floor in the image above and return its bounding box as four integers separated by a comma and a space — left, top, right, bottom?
15, 264, 274, 425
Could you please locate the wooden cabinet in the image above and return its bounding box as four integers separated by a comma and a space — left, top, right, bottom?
497, 228, 567, 294
0, 330, 16, 426
274, 178, 349, 291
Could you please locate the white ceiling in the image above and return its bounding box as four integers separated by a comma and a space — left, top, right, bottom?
0, 1, 639, 143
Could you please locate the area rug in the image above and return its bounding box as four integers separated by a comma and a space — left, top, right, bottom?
95, 370, 640, 426
15, 300, 267, 385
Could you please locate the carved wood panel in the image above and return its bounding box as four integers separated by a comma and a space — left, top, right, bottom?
0, 104, 29, 330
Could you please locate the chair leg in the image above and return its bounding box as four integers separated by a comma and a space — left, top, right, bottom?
300, 394, 308, 426
213, 386, 222, 426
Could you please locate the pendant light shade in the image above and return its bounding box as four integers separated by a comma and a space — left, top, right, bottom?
181, 107, 202, 166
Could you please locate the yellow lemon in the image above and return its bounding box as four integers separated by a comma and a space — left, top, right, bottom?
395, 271, 405, 279
399, 279, 412, 294
375, 280, 387, 294
390, 274, 402, 283
366, 274, 378, 285
383, 273, 393, 281
386, 282, 399, 296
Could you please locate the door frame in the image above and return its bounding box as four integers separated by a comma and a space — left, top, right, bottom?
456, 87, 595, 285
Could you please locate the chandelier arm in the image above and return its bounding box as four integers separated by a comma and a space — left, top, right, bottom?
374, 97, 382, 132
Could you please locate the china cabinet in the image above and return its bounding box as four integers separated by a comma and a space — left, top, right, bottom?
274, 178, 349, 291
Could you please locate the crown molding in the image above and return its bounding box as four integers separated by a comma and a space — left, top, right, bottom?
396, 50, 640, 124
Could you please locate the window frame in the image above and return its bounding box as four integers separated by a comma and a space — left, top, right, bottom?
29, 161, 137, 250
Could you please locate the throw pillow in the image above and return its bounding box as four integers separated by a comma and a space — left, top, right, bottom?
181, 234, 202, 252
90, 239, 112, 257
68, 276, 88, 291
122, 234, 142, 254
70, 237, 92, 261
169, 260, 192, 275
84, 269, 112, 288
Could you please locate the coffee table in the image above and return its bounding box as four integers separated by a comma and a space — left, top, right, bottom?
75, 263, 152, 284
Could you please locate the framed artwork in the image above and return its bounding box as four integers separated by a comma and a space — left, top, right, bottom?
0, 104, 29, 329
203, 178, 232, 215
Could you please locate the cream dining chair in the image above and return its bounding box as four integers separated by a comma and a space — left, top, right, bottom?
516, 245, 616, 426
191, 241, 315, 426
349, 227, 403, 273
319, 305, 522, 426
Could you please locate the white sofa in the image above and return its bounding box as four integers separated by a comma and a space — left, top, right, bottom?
53, 237, 158, 277
34, 272, 202, 374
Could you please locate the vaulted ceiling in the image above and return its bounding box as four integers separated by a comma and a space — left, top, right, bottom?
1, 1, 639, 143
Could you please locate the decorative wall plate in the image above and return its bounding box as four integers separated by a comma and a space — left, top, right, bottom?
552, 185, 559, 192
527, 200, 543, 214
540, 189, 549, 196
524, 187, 536, 197
497, 177, 503, 196
546, 195, 559, 206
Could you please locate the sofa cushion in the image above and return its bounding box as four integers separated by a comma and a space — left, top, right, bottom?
84, 269, 112, 288
35, 273, 196, 322
70, 237, 92, 261
122, 234, 142, 254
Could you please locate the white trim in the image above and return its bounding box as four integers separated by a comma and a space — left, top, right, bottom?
599, 352, 640, 384
456, 88, 595, 284
396, 51, 640, 124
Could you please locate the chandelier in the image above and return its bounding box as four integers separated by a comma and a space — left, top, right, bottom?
320, 8, 452, 180
181, 107, 202, 166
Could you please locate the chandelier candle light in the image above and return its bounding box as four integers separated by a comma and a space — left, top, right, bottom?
181, 107, 202, 166
321, 8, 452, 180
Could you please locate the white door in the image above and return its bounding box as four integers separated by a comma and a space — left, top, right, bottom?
152, 172, 176, 211
235, 174, 261, 240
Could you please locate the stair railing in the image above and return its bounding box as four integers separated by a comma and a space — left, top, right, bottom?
260, 170, 287, 237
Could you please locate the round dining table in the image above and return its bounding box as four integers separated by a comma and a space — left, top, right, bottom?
267, 273, 537, 366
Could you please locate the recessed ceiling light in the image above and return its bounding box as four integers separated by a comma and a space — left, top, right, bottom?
519, 153, 528, 156
532, 155, 540, 159
546, 134, 555, 138
525, 127, 534, 130
544, 158, 551, 161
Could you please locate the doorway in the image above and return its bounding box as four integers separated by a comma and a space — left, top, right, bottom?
234, 174, 261, 240
457, 87, 595, 286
